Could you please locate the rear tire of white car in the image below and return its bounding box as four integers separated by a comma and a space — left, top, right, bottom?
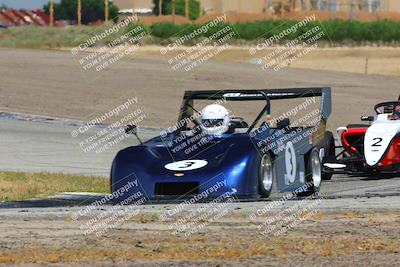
258, 153, 274, 198
298, 148, 322, 196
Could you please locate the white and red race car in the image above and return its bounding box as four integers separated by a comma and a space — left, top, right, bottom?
323, 96, 400, 177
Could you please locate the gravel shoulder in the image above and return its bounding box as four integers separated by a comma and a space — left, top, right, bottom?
0, 195, 399, 266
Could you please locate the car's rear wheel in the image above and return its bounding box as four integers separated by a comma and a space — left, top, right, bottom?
298, 148, 322, 196
258, 153, 274, 198
319, 131, 335, 180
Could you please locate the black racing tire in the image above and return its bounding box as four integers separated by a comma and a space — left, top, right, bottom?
109, 167, 113, 194
110, 159, 116, 194
258, 153, 274, 198
318, 131, 335, 181
298, 148, 322, 197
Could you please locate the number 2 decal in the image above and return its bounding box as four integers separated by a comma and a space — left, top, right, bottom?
372, 137, 383, 147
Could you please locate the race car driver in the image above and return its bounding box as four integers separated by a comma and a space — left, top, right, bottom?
200, 104, 230, 135
392, 105, 400, 120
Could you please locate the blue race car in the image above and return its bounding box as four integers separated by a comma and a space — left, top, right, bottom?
110, 88, 332, 201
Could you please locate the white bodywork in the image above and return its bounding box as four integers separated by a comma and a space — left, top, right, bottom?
364, 114, 400, 166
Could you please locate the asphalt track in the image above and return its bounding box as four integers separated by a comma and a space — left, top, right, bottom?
1, 115, 400, 210
0, 115, 157, 176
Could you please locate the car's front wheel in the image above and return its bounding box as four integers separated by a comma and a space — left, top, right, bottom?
258, 153, 274, 198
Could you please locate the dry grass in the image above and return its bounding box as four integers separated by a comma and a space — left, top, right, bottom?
0, 171, 109, 202
338, 210, 364, 218
0, 235, 397, 264
1, 25, 399, 77
0, 25, 106, 49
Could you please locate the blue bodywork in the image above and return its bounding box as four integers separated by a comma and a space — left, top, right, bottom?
111, 133, 262, 200
110, 88, 332, 200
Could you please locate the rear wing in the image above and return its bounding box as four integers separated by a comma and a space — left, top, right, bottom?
182, 87, 332, 122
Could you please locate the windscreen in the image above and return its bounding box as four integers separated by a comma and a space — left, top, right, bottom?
182, 95, 321, 132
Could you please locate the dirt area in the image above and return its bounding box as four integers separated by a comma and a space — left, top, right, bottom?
136, 46, 400, 76
0, 208, 399, 266
0, 47, 399, 132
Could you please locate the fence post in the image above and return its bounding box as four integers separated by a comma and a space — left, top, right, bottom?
104, 0, 109, 23
185, 0, 189, 19
49, 0, 54, 26
77, 0, 81, 25
172, 0, 175, 23
364, 57, 369, 75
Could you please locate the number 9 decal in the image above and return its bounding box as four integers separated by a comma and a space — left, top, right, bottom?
284, 141, 297, 185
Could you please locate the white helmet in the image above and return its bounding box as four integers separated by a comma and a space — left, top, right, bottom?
200, 104, 230, 135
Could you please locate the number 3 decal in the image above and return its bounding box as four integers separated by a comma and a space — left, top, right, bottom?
165, 160, 208, 171
179, 161, 196, 168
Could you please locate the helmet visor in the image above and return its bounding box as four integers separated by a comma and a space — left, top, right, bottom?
202, 119, 224, 128
394, 105, 400, 116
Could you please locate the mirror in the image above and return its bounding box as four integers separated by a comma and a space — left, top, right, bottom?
125, 124, 137, 135
276, 118, 290, 129
361, 116, 374, 122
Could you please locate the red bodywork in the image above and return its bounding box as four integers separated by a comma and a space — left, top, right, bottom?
341, 128, 400, 168
341, 128, 367, 154
379, 136, 400, 167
